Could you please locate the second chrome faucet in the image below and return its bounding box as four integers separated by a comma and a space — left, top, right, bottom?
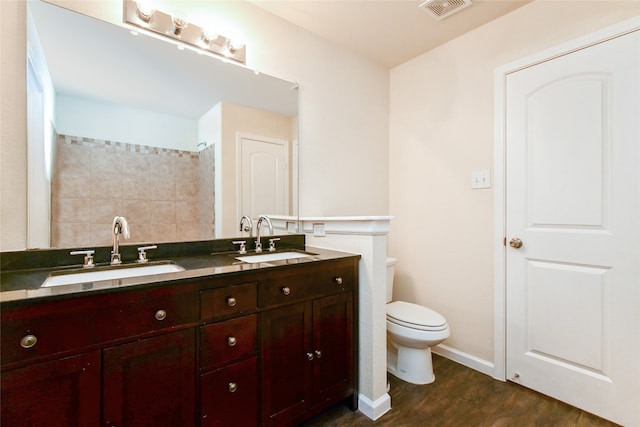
255, 215, 273, 253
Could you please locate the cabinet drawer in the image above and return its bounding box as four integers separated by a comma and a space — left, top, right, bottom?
200, 357, 258, 427
200, 314, 257, 371
1, 285, 198, 367
200, 282, 257, 320
258, 261, 354, 308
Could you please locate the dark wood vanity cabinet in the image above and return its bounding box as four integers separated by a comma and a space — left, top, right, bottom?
0, 284, 199, 427
259, 260, 357, 427
0, 255, 359, 427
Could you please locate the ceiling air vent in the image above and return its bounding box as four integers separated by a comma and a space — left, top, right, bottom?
419, 0, 472, 21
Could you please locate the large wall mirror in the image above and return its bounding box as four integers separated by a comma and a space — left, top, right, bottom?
26, 0, 299, 250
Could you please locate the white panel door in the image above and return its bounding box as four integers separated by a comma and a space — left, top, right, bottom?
505, 30, 640, 425
239, 136, 288, 223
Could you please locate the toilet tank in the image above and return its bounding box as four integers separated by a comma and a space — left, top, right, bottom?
386, 257, 397, 303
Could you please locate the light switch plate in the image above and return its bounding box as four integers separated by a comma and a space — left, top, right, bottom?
471, 169, 491, 189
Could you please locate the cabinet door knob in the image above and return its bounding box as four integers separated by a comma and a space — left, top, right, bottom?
155, 309, 167, 321
306, 352, 314, 361
314, 350, 322, 359
281, 287, 291, 296
228, 382, 238, 393
20, 334, 37, 349
227, 336, 237, 347
227, 297, 237, 307
333, 277, 343, 285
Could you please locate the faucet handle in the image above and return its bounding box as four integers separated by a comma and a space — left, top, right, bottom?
137, 245, 157, 263
232, 240, 247, 255
70, 250, 95, 268
268, 238, 280, 252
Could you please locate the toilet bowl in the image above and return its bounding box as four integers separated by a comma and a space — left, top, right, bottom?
386, 258, 450, 385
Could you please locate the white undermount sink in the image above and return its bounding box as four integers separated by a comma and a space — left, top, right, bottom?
42, 262, 185, 287
235, 251, 312, 263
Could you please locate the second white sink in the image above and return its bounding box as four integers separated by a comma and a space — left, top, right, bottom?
236, 251, 312, 263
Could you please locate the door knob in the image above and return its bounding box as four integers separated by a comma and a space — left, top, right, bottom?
509, 238, 523, 249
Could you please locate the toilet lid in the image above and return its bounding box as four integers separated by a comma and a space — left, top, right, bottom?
387, 301, 447, 331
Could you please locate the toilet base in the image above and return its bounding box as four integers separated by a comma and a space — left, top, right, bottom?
387, 342, 435, 385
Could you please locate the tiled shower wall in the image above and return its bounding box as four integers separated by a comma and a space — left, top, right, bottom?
51, 135, 215, 248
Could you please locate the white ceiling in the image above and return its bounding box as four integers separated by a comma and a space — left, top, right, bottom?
250, 0, 532, 68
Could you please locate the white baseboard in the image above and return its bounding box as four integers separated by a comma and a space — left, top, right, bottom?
432, 344, 497, 379
358, 392, 391, 420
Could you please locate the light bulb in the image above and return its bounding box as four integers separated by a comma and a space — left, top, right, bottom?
136, 1, 155, 22
201, 30, 219, 45
171, 11, 188, 35
226, 38, 245, 54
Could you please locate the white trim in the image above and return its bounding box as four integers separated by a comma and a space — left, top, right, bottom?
433, 344, 496, 379
358, 392, 391, 420
493, 16, 640, 382
299, 216, 393, 236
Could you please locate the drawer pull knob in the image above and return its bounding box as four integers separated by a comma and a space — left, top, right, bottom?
20, 334, 37, 349
306, 352, 314, 361
281, 287, 291, 296
155, 309, 167, 321
227, 336, 237, 347
227, 297, 237, 307
314, 350, 322, 359
228, 382, 238, 393
334, 277, 343, 285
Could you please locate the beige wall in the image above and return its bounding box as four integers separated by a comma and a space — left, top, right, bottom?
388, 1, 640, 364
0, 0, 389, 251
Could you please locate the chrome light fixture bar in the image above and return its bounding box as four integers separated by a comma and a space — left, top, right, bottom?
123, 0, 246, 64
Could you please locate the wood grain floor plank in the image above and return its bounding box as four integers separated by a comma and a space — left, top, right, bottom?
301, 355, 620, 427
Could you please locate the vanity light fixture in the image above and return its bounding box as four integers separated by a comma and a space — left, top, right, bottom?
124, 0, 246, 64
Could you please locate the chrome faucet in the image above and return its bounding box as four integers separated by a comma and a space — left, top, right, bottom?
240, 215, 253, 236
255, 215, 273, 253
111, 216, 130, 265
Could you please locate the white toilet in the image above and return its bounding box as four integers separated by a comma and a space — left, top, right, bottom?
386, 257, 450, 385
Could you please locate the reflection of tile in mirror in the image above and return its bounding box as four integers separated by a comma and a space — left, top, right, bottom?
52, 198, 91, 223
149, 176, 176, 201
122, 151, 150, 175
123, 200, 151, 224
149, 201, 176, 225
91, 148, 122, 175
176, 177, 198, 202
52, 223, 91, 249
176, 202, 198, 223
177, 223, 199, 241
122, 175, 150, 200
91, 199, 123, 224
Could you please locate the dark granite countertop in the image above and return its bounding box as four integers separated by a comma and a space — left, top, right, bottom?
0, 235, 360, 303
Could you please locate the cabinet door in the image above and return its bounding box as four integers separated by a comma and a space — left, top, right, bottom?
1, 351, 101, 427
312, 293, 354, 403
260, 302, 313, 426
103, 329, 195, 427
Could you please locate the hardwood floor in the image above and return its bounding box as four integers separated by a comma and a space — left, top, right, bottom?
302, 355, 620, 427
